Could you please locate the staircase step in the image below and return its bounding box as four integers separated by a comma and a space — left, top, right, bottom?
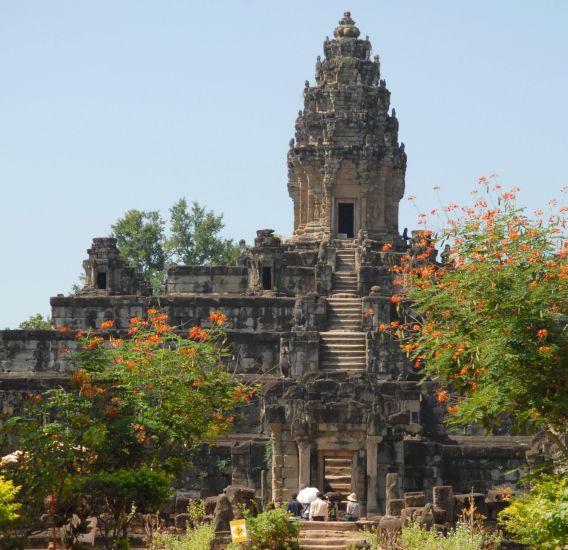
299, 522, 358, 532
321, 364, 366, 370
299, 522, 360, 549
321, 344, 365, 353
320, 337, 366, 342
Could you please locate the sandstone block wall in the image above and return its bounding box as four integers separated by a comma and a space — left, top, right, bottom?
166, 266, 249, 294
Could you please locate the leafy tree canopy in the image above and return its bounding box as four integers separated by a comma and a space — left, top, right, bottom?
1, 310, 254, 545
382, 177, 568, 438
18, 313, 52, 330
111, 199, 238, 293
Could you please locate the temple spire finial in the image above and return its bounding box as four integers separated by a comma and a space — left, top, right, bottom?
334, 11, 361, 39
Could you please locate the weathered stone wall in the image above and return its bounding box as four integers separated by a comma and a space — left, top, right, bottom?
166, 266, 249, 294
401, 438, 528, 508
278, 266, 315, 295
0, 330, 75, 373
50, 295, 295, 333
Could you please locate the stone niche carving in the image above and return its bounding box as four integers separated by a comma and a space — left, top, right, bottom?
80, 238, 150, 296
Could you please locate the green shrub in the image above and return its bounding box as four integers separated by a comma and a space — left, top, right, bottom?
499, 473, 568, 550
401, 521, 498, 550
226, 508, 301, 550
151, 522, 214, 550
0, 475, 20, 531
85, 468, 172, 548
355, 521, 500, 550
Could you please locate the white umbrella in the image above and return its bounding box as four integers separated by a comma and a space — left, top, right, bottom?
297, 487, 319, 504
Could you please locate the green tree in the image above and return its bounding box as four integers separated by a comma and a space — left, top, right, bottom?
1, 310, 255, 548
18, 313, 52, 330
110, 209, 166, 293
110, 200, 238, 294
166, 199, 238, 266
381, 177, 568, 550
386, 178, 568, 438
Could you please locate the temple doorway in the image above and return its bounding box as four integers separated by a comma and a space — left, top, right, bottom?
321, 453, 353, 501
337, 203, 354, 238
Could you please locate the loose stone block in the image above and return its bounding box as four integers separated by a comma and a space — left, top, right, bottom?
433, 486, 454, 523
404, 491, 426, 508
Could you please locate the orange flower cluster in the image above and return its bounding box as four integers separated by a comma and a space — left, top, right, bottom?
147, 309, 170, 333
82, 336, 104, 350
189, 326, 208, 341
145, 334, 161, 344
127, 316, 149, 335
79, 384, 106, 398
131, 422, 147, 444
381, 242, 393, 252
179, 347, 196, 357
71, 369, 90, 386
100, 320, 115, 329
232, 386, 255, 402
209, 310, 227, 326
57, 325, 72, 334
536, 328, 549, 340
437, 390, 448, 403
362, 308, 374, 318
109, 338, 123, 349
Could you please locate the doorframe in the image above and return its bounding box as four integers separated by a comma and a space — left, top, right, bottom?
335, 199, 358, 238
317, 450, 358, 494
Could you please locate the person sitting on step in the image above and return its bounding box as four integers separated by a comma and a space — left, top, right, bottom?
309, 492, 328, 521
286, 492, 303, 518
343, 493, 360, 521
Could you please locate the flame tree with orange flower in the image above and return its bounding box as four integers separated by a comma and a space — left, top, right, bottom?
385, 177, 567, 450
1, 309, 255, 547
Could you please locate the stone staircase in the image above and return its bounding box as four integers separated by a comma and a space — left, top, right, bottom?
319, 241, 366, 371
333, 245, 358, 295
320, 332, 366, 370
327, 296, 362, 331
324, 456, 352, 499
298, 521, 361, 550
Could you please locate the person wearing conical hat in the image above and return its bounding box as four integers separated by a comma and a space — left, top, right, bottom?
344, 493, 360, 521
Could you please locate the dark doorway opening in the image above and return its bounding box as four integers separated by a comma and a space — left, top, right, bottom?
262, 267, 272, 290
338, 203, 354, 238
96, 272, 107, 290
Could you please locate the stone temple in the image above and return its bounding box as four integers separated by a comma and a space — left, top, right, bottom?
0, 13, 530, 516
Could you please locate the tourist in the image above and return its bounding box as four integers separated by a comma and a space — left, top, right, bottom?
286, 492, 303, 517
344, 493, 360, 521
326, 495, 338, 521
309, 491, 328, 521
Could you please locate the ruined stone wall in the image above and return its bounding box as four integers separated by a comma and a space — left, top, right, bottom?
277, 266, 316, 295
50, 295, 295, 333
166, 266, 248, 294
0, 330, 75, 373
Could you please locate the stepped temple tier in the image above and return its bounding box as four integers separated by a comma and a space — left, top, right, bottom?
1, 13, 532, 521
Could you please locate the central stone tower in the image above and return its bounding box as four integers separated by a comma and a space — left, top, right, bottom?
288, 12, 406, 242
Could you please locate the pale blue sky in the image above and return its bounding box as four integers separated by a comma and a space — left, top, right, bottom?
1, 1, 567, 328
